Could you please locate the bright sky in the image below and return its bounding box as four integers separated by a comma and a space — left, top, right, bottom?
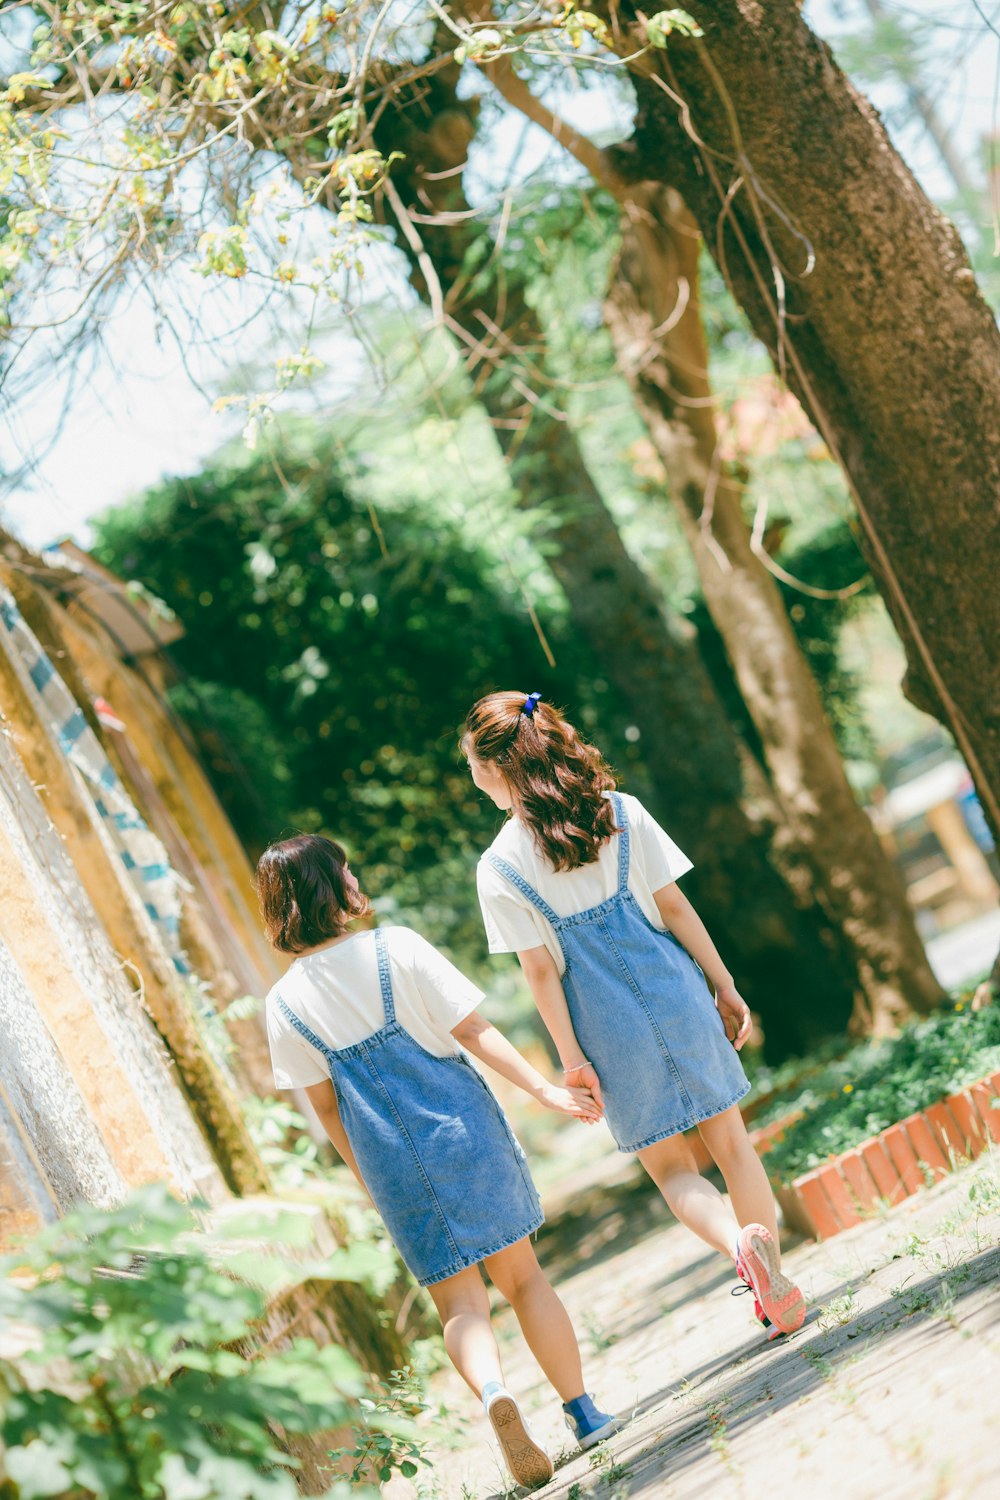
1, 1, 998, 549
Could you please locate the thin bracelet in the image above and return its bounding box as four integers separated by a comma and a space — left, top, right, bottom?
562, 1061, 592, 1073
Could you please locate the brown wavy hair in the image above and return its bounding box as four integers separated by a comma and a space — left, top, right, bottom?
463, 692, 619, 871
256, 834, 372, 953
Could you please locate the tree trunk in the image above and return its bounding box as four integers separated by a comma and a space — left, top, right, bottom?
371, 64, 861, 1054
598, 1, 1000, 845
603, 183, 944, 1033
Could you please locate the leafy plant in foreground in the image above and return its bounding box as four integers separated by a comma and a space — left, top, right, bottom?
0, 1185, 402, 1500
328, 1364, 430, 1487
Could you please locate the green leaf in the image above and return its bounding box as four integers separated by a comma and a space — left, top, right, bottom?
646, 9, 704, 48
202, 1204, 318, 1246
327, 106, 360, 149
4, 1440, 75, 1498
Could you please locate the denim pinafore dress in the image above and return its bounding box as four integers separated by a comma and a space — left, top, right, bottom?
486, 794, 750, 1153
275, 929, 543, 1286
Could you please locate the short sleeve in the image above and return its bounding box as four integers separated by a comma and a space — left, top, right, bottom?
476, 860, 552, 955
265, 991, 329, 1090
395, 929, 484, 1031
623, 795, 694, 891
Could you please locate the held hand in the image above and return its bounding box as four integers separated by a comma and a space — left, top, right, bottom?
539, 1083, 603, 1122
715, 983, 753, 1051
563, 1061, 604, 1111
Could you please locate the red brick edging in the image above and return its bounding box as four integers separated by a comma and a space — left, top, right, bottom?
774, 1069, 1000, 1241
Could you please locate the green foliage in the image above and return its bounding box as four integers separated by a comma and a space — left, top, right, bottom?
243, 1096, 330, 1190
92, 426, 609, 976
329, 1366, 431, 1487
763, 1003, 1000, 1182
645, 11, 704, 48
0, 1185, 403, 1500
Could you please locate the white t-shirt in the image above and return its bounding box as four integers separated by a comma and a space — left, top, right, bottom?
265, 926, 483, 1090
477, 791, 693, 975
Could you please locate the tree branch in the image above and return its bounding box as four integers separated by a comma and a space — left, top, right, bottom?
443, 0, 626, 195
477, 56, 625, 198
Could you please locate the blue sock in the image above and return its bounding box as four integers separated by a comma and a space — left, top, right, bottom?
481, 1380, 504, 1407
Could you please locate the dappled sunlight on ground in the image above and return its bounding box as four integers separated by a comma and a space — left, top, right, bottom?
415, 1145, 1000, 1500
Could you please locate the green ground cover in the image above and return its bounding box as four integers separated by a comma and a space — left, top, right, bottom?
759, 1001, 1000, 1183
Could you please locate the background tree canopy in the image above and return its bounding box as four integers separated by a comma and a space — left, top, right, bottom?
93, 424, 650, 983
6, 1, 1000, 1051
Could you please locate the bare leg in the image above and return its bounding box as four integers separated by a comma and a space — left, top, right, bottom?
698, 1104, 780, 1248
637, 1131, 740, 1259
485, 1237, 585, 1403
427, 1265, 504, 1397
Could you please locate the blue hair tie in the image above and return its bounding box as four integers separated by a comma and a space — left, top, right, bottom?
522, 692, 542, 717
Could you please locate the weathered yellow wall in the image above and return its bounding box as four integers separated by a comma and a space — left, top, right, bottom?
0, 709, 220, 1215
11, 569, 280, 1096
0, 563, 269, 1197
0, 546, 406, 1477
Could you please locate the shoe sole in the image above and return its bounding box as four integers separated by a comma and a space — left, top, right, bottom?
487, 1395, 554, 1488
739, 1226, 806, 1334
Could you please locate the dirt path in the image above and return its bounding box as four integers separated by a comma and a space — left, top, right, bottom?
414, 1145, 1000, 1500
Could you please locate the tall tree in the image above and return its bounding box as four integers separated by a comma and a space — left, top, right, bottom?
471, 51, 944, 1032
604, 187, 944, 1031
367, 58, 899, 1048
577, 1, 1000, 842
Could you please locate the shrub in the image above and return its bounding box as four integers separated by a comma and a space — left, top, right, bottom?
763, 1002, 1000, 1183
0, 1186, 404, 1500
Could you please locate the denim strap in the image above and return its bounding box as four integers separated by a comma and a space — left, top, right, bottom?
612, 792, 630, 891
276, 994, 334, 1060
373, 927, 397, 1024
484, 853, 562, 927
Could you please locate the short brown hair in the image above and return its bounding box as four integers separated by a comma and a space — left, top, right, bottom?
256, 834, 372, 953
463, 692, 618, 871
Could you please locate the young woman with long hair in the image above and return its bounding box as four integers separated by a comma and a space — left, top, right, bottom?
463, 692, 806, 1340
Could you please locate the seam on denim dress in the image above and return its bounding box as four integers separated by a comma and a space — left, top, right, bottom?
373, 928, 396, 1024
594, 912, 696, 1119
358, 1042, 463, 1265
619, 1082, 753, 1154
484, 798, 630, 931
276, 994, 334, 1057
611, 791, 629, 889
275, 994, 347, 1114
418, 1214, 546, 1287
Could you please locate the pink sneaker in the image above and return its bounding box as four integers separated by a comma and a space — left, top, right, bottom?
732, 1281, 784, 1341
735, 1224, 805, 1335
